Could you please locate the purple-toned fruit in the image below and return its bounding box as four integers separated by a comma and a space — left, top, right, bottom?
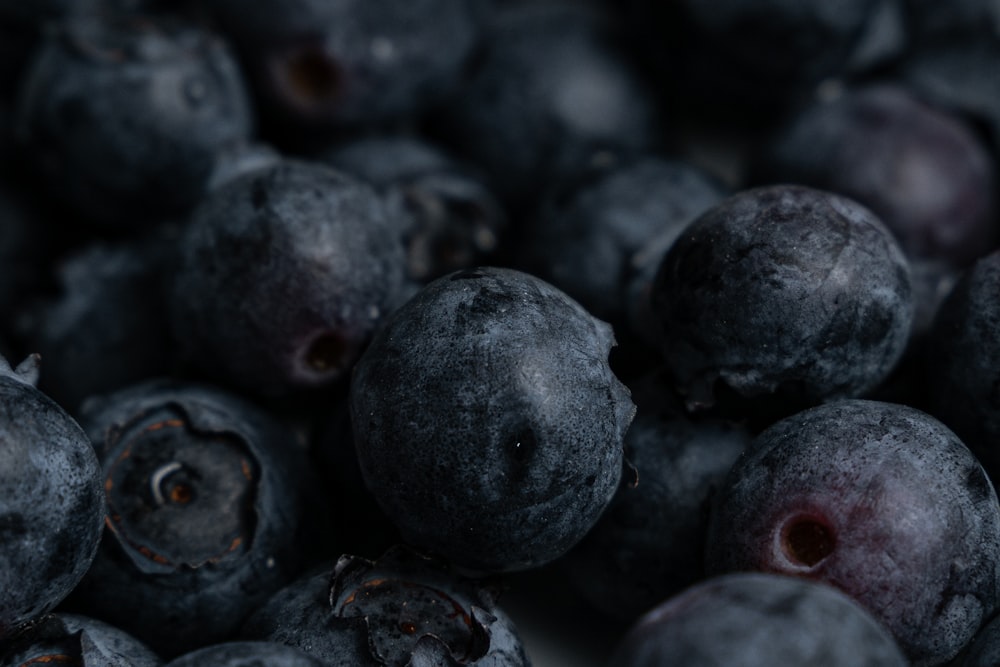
705, 399, 1000, 666
650, 184, 913, 421
608, 573, 908, 666
168, 159, 406, 397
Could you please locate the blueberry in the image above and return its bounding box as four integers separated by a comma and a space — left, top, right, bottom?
650, 184, 913, 420
321, 135, 508, 284
926, 248, 1000, 480
0, 354, 104, 641
350, 266, 635, 573
704, 399, 1000, 666
517, 154, 728, 329
954, 611, 1000, 667
165, 641, 324, 666
242, 546, 530, 666
207, 0, 481, 132
607, 572, 908, 666
13, 13, 253, 227
563, 370, 750, 621
0, 613, 163, 666
428, 2, 661, 211
752, 83, 998, 268
167, 159, 406, 396
65, 379, 319, 657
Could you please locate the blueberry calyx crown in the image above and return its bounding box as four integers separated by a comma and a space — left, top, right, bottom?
327, 546, 499, 666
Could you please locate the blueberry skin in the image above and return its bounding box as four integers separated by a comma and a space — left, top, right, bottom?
926, 249, 1000, 480
518, 154, 728, 327
0, 355, 105, 641
13, 13, 253, 227
164, 641, 324, 667
66, 379, 315, 657
955, 612, 1000, 667
0, 613, 163, 666
563, 372, 750, 621
208, 0, 481, 130
650, 184, 913, 414
242, 547, 530, 666
704, 399, 1000, 666
168, 159, 406, 396
752, 84, 998, 267
429, 2, 661, 211
321, 135, 508, 284
350, 267, 635, 573
608, 572, 908, 667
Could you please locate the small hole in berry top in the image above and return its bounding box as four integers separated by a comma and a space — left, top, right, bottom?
276, 45, 344, 109
306, 332, 350, 373
780, 515, 836, 568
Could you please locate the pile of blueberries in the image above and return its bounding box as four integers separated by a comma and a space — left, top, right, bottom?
4, 0, 1000, 665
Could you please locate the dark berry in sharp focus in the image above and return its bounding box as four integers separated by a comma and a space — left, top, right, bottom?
350, 266, 635, 573
428, 2, 661, 212
607, 572, 908, 667
321, 135, 507, 284
926, 248, 1000, 481
0, 613, 163, 666
164, 641, 324, 667
168, 158, 406, 397
562, 371, 750, 621
242, 546, 530, 666
517, 153, 728, 328
17, 232, 177, 413
208, 0, 481, 132
13, 13, 253, 228
955, 611, 1000, 667
752, 83, 998, 268
650, 184, 913, 422
0, 355, 104, 641
65, 379, 318, 657
704, 399, 1000, 666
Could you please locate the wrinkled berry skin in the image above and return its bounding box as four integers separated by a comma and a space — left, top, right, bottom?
651, 185, 913, 415
955, 612, 1000, 667
168, 159, 406, 396
0, 355, 104, 641
0, 613, 163, 666
242, 546, 530, 666
926, 249, 1000, 480
350, 267, 634, 573
66, 379, 315, 657
165, 641, 324, 666
705, 399, 1000, 666
13, 14, 253, 227
608, 573, 908, 667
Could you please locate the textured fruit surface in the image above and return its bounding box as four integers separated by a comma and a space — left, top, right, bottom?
351, 267, 634, 573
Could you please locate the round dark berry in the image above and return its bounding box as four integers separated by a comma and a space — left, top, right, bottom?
350, 266, 635, 573
705, 399, 1000, 666
650, 184, 913, 418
